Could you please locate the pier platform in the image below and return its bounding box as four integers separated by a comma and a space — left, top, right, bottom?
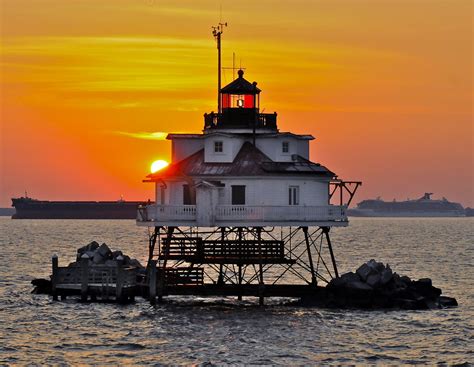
51, 256, 139, 303
157, 284, 322, 298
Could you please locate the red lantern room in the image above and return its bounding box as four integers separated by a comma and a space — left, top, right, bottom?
220, 69, 260, 110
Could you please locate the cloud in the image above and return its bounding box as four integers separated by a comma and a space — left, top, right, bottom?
114, 131, 169, 140
0, 36, 214, 93
113, 131, 199, 140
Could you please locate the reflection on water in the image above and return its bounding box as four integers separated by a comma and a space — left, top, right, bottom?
0, 218, 472, 364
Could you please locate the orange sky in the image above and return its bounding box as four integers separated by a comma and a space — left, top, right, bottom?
1, 0, 472, 207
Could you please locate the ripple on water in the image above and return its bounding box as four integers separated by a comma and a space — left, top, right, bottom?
0, 218, 472, 365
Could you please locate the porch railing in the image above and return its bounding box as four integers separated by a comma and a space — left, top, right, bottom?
138, 204, 346, 223
216, 205, 346, 222
138, 204, 196, 222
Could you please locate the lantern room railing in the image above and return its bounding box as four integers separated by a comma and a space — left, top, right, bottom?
204, 111, 277, 130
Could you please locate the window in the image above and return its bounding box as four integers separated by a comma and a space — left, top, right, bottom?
183, 184, 196, 205
282, 141, 289, 153
214, 141, 223, 153
231, 185, 246, 205
289, 186, 299, 205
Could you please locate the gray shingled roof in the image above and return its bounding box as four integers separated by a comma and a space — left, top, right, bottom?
147, 142, 334, 180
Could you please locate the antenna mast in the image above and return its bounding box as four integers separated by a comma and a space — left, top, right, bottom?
212, 22, 227, 114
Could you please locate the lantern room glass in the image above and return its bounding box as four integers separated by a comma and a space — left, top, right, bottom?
221, 93, 258, 109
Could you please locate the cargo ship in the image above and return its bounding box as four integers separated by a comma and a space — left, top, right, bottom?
11, 196, 149, 219
347, 193, 465, 217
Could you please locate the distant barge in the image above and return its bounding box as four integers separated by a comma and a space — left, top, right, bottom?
347, 193, 465, 217
11, 197, 149, 219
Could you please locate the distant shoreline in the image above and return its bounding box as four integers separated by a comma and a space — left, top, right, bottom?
0, 208, 15, 216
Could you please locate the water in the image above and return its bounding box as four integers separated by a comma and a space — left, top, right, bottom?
0, 217, 472, 365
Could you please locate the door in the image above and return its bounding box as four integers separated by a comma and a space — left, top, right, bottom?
183, 184, 196, 205
231, 185, 246, 205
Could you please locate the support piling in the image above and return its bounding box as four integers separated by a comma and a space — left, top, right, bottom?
323, 227, 339, 278
80, 255, 89, 302
149, 260, 157, 305
116, 260, 124, 303
303, 227, 317, 285
51, 255, 58, 301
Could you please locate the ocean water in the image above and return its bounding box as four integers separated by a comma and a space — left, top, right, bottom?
0, 217, 472, 365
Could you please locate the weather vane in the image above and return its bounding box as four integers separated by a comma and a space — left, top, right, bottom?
212, 22, 227, 113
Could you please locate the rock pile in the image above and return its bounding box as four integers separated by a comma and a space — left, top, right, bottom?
70, 241, 144, 268
312, 259, 458, 309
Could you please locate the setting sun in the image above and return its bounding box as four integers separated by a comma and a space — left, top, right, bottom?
150, 160, 169, 173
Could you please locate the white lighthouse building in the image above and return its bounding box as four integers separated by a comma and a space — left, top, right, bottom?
137, 29, 360, 304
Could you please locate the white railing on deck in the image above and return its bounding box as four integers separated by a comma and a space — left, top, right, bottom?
138, 204, 196, 222
216, 205, 346, 222
138, 204, 346, 223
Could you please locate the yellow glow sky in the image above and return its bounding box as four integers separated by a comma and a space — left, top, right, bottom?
1, 0, 472, 206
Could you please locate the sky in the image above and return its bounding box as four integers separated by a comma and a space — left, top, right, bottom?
0, 0, 472, 207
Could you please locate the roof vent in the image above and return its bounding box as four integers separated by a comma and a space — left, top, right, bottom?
291, 154, 298, 161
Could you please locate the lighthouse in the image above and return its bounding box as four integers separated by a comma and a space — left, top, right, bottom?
137, 30, 360, 304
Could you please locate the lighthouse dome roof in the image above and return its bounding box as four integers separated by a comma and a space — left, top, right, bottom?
220, 70, 261, 94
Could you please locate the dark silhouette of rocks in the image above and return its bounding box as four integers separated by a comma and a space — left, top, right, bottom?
73, 241, 144, 268
301, 259, 458, 309
31, 278, 51, 294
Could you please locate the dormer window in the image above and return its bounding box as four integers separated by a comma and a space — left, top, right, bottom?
214, 141, 223, 153
282, 141, 289, 153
